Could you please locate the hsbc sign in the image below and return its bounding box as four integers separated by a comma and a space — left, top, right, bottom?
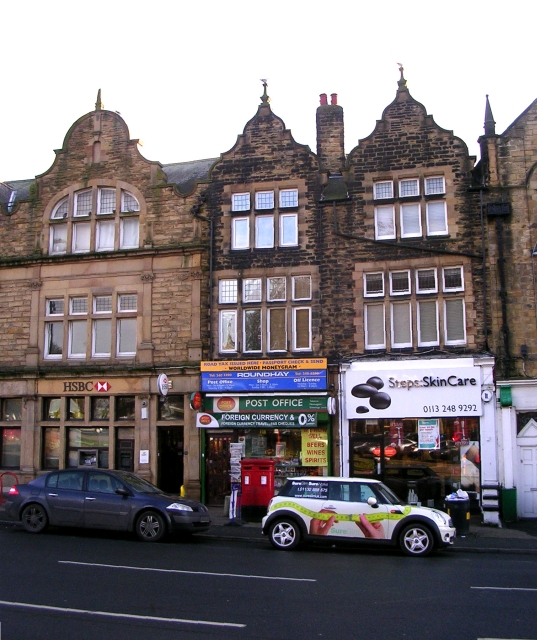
62, 381, 112, 392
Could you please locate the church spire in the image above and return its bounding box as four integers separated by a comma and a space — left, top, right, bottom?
484, 94, 496, 136
95, 89, 103, 111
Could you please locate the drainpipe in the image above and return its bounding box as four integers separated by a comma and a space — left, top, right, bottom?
191, 196, 214, 356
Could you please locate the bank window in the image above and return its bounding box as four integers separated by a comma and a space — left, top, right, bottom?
365, 303, 386, 349
232, 193, 250, 212
91, 397, 110, 420
159, 395, 185, 420
400, 203, 421, 238
391, 301, 412, 348
399, 179, 419, 197
426, 201, 448, 235
418, 300, 439, 346
293, 307, 311, 351
292, 276, 311, 300
255, 215, 274, 248
255, 191, 274, 210
375, 205, 396, 239
49, 186, 140, 255
244, 309, 262, 352
1, 428, 21, 468
268, 277, 286, 301
116, 396, 135, 420
43, 428, 60, 469
219, 280, 238, 304
443, 266, 464, 292
243, 278, 262, 302
374, 181, 393, 200
43, 398, 61, 420
279, 189, 298, 208
416, 268, 438, 293
2, 398, 22, 421
232, 217, 249, 249
389, 271, 410, 295
67, 397, 85, 420
364, 272, 384, 297
425, 176, 445, 195
67, 428, 109, 468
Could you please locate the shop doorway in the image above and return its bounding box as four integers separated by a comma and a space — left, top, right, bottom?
158, 426, 184, 494
206, 432, 233, 505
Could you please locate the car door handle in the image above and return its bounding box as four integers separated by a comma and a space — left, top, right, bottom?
47, 493, 58, 497
323, 504, 337, 510
85, 497, 96, 501
531, 488, 537, 492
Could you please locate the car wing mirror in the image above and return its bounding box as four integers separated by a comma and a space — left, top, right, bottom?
367, 496, 379, 508
115, 487, 132, 497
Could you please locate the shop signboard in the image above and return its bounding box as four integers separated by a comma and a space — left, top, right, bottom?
301, 428, 328, 466
202, 411, 318, 429
201, 359, 327, 392
207, 395, 328, 413
345, 359, 483, 419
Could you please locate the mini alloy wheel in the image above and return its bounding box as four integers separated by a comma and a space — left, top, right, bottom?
21, 504, 48, 534
269, 519, 301, 550
136, 511, 165, 542
399, 523, 434, 557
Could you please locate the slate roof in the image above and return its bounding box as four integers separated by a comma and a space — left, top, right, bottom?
162, 158, 217, 195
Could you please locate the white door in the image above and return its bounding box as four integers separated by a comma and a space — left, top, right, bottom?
519, 446, 537, 518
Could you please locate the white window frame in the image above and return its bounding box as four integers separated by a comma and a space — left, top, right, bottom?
364, 304, 386, 349
444, 298, 466, 345
46, 299, 64, 316
231, 193, 250, 212
231, 217, 249, 250
117, 318, 137, 356
219, 279, 238, 304
364, 272, 384, 297
292, 275, 312, 301
389, 270, 411, 296
400, 203, 422, 238
220, 310, 237, 353
268, 307, 287, 352
292, 307, 312, 351
51, 197, 69, 219
390, 302, 412, 348
373, 181, 393, 200
267, 277, 286, 302
243, 309, 262, 353
279, 213, 298, 246
416, 268, 438, 294
243, 278, 262, 303
97, 188, 116, 215
118, 294, 137, 312
68, 320, 87, 358
72, 222, 91, 253
399, 178, 419, 198
92, 319, 112, 357
417, 300, 439, 346
121, 190, 140, 213
374, 205, 396, 240
279, 189, 298, 208
442, 266, 464, 292
44, 322, 63, 359
426, 201, 448, 236
69, 297, 88, 315
50, 224, 67, 255
255, 191, 274, 210
119, 217, 139, 249
74, 190, 92, 217
255, 215, 274, 248
93, 296, 112, 314
96, 220, 115, 251
425, 176, 446, 195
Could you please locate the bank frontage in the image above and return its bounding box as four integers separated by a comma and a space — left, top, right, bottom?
339, 356, 499, 524
0, 371, 202, 499
196, 359, 334, 505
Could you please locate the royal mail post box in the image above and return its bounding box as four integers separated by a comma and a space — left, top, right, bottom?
240, 459, 275, 507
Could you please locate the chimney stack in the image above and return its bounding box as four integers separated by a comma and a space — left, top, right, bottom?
316, 93, 345, 174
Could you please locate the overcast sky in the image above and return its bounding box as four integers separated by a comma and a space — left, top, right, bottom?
1, 0, 535, 182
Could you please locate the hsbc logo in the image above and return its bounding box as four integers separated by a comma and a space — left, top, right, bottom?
62, 381, 112, 392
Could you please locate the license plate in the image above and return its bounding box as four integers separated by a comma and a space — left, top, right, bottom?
200, 517, 210, 523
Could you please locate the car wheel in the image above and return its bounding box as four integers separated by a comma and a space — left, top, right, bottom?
269, 519, 301, 550
135, 511, 166, 542
21, 504, 48, 534
399, 523, 434, 557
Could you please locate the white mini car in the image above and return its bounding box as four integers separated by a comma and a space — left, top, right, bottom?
262, 476, 456, 557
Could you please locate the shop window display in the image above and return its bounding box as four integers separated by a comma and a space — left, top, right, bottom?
350, 417, 479, 509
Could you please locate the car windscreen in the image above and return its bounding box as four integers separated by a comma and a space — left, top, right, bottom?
117, 473, 161, 494
375, 482, 404, 505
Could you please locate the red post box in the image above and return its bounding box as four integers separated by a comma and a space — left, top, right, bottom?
240, 459, 275, 508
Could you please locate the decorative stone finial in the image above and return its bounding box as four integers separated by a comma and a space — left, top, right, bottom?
484, 94, 496, 136
397, 63, 407, 91
260, 79, 270, 105
95, 89, 103, 111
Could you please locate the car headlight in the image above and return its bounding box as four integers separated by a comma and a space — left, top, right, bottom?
166, 503, 193, 512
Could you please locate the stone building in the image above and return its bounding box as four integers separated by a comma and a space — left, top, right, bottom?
475, 95, 537, 518
0, 92, 211, 500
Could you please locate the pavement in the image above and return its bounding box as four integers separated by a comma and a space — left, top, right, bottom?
2, 503, 537, 554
